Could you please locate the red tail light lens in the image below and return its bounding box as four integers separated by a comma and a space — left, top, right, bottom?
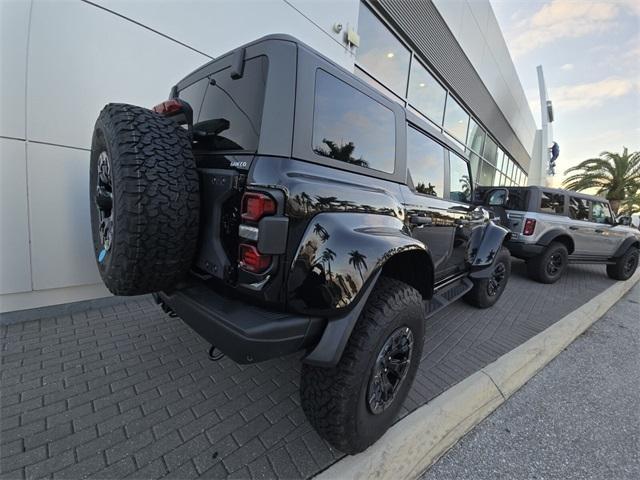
152, 99, 183, 115
241, 192, 276, 222
523, 218, 537, 236
239, 244, 271, 273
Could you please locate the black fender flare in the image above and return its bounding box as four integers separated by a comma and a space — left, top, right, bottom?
287, 212, 433, 313
289, 212, 434, 367
467, 220, 510, 278
613, 236, 640, 258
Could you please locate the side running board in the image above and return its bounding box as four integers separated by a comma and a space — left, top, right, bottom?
425, 277, 474, 318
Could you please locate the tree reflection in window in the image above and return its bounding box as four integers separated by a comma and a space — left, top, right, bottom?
313, 139, 369, 168
312, 70, 395, 173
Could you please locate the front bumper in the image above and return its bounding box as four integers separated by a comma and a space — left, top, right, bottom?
505, 240, 544, 259
156, 284, 324, 364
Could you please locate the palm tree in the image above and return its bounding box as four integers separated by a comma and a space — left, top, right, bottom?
621, 186, 640, 216
313, 223, 330, 242
320, 248, 336, 280
348, 250, 368, 282
562, 148, 640, 214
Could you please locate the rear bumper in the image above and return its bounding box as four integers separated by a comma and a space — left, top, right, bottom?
155, 285, 324, 364
505, 240, 544, 259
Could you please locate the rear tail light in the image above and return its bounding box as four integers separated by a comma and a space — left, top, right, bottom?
239, 243, 271, 273
523, 218, 536, 236
241, 192, 276, 222
152, 99, 184, 115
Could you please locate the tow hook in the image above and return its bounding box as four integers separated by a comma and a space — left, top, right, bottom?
208, 345, 225, 361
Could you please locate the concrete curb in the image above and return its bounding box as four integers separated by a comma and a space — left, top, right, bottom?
316, 270, 640, 480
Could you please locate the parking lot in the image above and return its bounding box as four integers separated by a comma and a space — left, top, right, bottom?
0, 261, 617, 479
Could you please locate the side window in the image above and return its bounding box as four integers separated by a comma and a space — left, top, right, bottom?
540, 192, 565, 214
449, 152, 472, 203
406, 127, 445, 197
312, 70, 395, 173
569, 197, 590, 221
591, 201, 610, 224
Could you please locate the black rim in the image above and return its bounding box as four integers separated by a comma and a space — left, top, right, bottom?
623, 254, 638, 276
546, 252, 564, 276
487, 262, 506, 296
95, 151, 114, 258
367, 327, 414, 415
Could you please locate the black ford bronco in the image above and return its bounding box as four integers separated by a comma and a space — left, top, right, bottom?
90, 35, 511, 454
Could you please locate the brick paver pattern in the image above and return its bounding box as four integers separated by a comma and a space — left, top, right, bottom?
0, 262, 615, 479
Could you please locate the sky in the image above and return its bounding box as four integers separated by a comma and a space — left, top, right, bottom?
491, 0, 640, 187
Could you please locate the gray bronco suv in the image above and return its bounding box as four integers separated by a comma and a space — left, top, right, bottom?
477, 186, 640, 283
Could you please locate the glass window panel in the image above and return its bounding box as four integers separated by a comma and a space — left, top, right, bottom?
407, 60, 446, 125
569, 197, 590, 221
479, 160, 496, 186
356, 4, 411, 96
522, 174, 528, 186
312, 70, 395, 173
354, 66, 404, 105
483, 136, 498, 165
591, 201, 611, 224
406, 127, 445, 197
540, 192, 565, 214
449, 152, 472, 203
466, 118, 485, 154
443, 96, 469, 143
195, 56, 268, 152
498, 173, 506, 186
468, 152, 481, 184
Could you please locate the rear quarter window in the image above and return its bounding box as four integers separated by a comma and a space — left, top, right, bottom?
312, 70, 395, 174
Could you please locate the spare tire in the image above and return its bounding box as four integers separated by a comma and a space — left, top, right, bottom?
90, 103, 199, 295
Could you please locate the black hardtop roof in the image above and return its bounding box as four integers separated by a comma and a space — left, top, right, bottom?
172, 34, 468, 165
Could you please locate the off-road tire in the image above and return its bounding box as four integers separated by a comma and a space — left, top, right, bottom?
90, 103, 199, 295
464, 246, 511, 308
526, 242, 568, 284
607, 246, 639, 281
300, 277, 425, 454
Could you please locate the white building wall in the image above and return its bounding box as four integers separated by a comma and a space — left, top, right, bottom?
432, 0, 537, 158
0, 0, 358, 313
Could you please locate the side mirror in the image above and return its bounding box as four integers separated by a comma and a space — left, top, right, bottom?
486, 188, 509, 207
617, 216, 631, 226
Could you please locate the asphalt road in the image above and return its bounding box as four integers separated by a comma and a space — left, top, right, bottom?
421, 282, 640, 480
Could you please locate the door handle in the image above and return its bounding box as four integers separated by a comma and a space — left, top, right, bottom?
410, 215, 432, 226
569, 226, 579, 230
595, 229, 604, 233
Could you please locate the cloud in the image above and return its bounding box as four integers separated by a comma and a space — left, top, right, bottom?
507, 0, 634, 57
560, 63, 574, 71
527, 76, 637, 114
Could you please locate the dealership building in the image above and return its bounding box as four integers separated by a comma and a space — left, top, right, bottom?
0, 0, 541, 313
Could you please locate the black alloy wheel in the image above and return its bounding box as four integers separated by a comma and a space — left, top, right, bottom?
95, 150, 114, 261
487, 261, 507, 297
367, 326, 414, 415
623, 252, 639, 277
546, 252, 564, 277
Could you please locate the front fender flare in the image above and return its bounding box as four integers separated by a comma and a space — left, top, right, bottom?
467, 221, 510, 278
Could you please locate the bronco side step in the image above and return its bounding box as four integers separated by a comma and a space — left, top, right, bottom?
425, 277, 474, 318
